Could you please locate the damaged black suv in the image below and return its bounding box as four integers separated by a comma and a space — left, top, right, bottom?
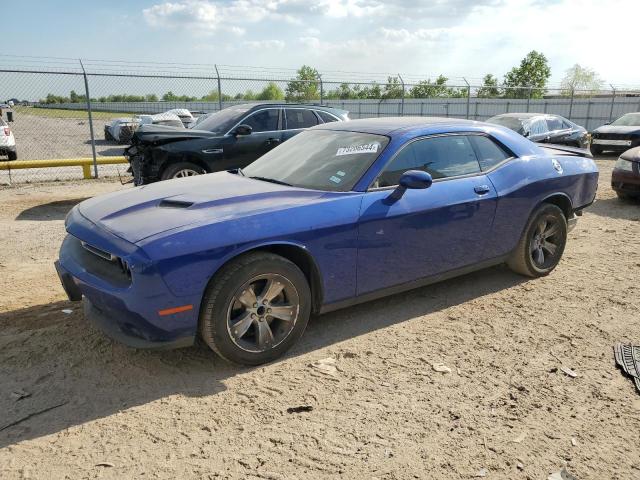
125, 103, 349, 185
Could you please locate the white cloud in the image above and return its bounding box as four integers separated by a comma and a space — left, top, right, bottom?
243, 39, 286, 50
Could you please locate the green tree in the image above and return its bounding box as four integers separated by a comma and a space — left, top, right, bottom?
285, 65, 320, 101
162, 91, 177, 101
257, 82, 285, 100
476, 74, 500, 98
145, 94, 158, 102
560, 64, 603, 95
382, 76, 404, 99
502, 50, 551, 99
409, 75, 450, 98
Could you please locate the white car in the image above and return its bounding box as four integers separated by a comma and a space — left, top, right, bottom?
0, 117, 16, 160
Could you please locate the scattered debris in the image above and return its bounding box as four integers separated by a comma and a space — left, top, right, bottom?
0, 401, 68, 432
560, 367, 578, 378
548, 467, 577, 480
475, 468, 488, 477
95, 462, 115, 468
61, 309, 73, 314
432, 363, 452, 374
571, 437, 578, 447
10, 389, 31, 401
517, 462, 524, 471
286, 405, 313, 414
309, 357, 338, 377
512, 431, 527, 443
384, 448, 394, 458
614, 344, 640, 394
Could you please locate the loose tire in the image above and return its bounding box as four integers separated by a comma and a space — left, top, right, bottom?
7, 150, 17, 161
507, 204, 567, 278
161, 162, 206, 181
590, 144, 602, 156
199, 252, 311, 365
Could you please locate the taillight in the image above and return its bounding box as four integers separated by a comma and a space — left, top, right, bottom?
2, 127, 9, 136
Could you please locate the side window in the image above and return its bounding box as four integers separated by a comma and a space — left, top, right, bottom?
285, 109, 319, 130
316, 110, 339, 123
469, 136, 511, 171
529, 119, 548, 136
561, 119, 574, 129
375, 136, 481, 188
546, 117, 564, 131
243, 109, 279, 133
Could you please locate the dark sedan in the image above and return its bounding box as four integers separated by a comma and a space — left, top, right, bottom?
125, 103, 349, 185
591, 112, 640, 156
486, 113, 588, 148
611, 146, 640, 200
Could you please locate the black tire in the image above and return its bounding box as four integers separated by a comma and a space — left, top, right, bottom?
616, 191, 637, 202
590, 144, 603, 156
199, 252, 311, 365
7, 150, 17, 161
160, 161, 206, 181
507, 204, 568, 278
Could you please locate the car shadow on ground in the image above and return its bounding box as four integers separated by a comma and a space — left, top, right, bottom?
0, 264, 525, 448
587, 196, 640, 221
15, 199, 90, 221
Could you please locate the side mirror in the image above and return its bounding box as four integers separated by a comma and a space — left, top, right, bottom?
399, 170, 433, 189
387, 170, 432, 202
233, 124, 252, 136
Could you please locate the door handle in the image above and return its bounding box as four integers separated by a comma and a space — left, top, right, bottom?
266, 138, 281, 146
474, 185, 490, 195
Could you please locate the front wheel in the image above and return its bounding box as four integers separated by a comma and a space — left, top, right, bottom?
160, 161, 206, 181
590, 144, 603, 156
199, 252, 311, 365
507, 204, 568, 278
7, 150, 17, 161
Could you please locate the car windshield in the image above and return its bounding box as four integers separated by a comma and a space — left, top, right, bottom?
486, 116, 526, 134
193, 107, 249, 134
242, 129, 390, 192
610, 113, 640, 126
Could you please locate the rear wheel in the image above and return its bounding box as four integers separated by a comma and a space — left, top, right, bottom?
160, 162, 206, 181
199, 252, 311, 365
590, 144, 603, 156
7, 150, 17, 161
507, 204, 567, 278
616, 191, 637, 201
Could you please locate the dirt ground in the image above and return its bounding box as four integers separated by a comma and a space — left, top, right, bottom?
0, 159, 639, 480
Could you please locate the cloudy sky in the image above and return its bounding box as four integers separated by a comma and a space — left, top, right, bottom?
6, 0, 640, 85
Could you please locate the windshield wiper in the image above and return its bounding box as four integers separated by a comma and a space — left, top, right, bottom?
235, 167, 245, 176
249, 176, 293, 187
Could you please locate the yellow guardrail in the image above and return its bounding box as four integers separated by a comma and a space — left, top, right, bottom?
0, 156, 128, 179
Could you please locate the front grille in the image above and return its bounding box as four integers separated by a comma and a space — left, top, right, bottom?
595, 133, 631, 140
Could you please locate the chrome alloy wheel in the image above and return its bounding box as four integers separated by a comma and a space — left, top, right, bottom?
172, 168, 200, 178
530, 216, 561, 269
226, 274, 300, 353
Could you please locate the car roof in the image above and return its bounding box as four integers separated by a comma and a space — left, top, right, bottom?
491, 113, 564, 120
313, 116, 480, 135
233, 103, 347, 114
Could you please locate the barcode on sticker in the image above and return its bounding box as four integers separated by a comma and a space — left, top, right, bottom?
336, 143, 379, 156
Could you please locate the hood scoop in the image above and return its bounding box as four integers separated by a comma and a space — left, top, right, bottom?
159, 199, 194, 209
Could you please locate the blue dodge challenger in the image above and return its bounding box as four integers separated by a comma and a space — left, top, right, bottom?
56, 117, 598, 365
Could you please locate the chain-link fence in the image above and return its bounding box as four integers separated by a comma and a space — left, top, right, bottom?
1, 57, 639, 185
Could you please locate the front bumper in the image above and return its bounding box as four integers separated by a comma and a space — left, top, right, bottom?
56, 217, 198, 349
611, 169, 640, 196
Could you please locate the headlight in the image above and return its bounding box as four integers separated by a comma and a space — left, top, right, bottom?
614, 158, 634, 172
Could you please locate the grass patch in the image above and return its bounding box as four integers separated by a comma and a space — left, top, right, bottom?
14, 106, 135, 120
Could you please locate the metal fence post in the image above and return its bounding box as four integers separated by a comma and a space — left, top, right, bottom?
609, 84, 616, 122
568, 88, 575, 120
79, 59, 98, 179
526, 86, 532, 112
214, 64, 222, 112
463, 77, 470, 119
398, 74, 405, 116
318, 74, 324, 104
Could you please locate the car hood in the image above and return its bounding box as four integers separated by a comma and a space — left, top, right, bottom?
593, 125, 640, 135
77, 172, 346, 244
132, 124, 222, 144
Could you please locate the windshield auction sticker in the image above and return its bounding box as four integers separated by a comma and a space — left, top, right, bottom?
336, 143, 379, 156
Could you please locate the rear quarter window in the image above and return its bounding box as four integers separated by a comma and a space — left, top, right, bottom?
469, 135, 512, 171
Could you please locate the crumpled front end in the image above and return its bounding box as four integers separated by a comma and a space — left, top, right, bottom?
124, 144, 170, 186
